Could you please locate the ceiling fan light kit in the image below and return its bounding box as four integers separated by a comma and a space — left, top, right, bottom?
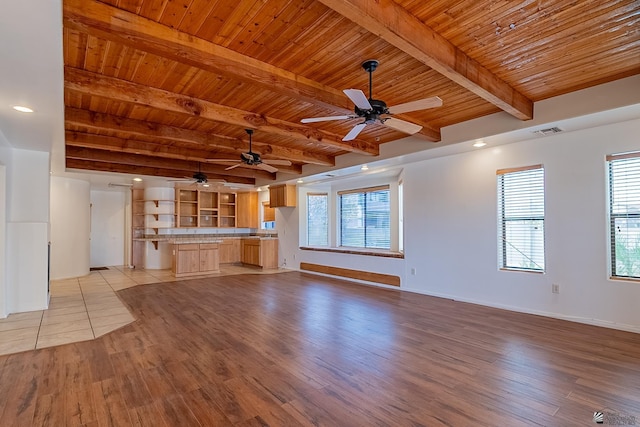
301, 60, 443, 141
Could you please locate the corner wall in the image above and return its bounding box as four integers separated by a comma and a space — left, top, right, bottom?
50, 176, 90, 280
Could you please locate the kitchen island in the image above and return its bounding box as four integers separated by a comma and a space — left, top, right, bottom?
165, 234, 278, 277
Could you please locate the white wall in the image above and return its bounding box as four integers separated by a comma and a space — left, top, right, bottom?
50, 176, 90, 280
4, 149, 51, 314
90, 190, 126, 267
282, 118, 640, 332
0, 163, 6, 317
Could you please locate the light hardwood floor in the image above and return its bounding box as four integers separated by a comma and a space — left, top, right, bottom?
0, 265, 283, 355
0, 271, 639, 426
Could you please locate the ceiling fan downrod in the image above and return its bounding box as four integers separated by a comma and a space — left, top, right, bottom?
362, 59, 379, 101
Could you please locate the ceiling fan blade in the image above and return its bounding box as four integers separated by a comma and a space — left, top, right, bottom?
256, 163, 279, 173
301, 115, 354, 123
383, 118, 423, 134
387, 96, 443, 114
225, 163, 243, 171
343, 89, 372, 110
263, 159, 292, 166
342, 123, 367, 141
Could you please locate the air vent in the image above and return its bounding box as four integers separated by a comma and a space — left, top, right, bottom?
533, 126, 563, 136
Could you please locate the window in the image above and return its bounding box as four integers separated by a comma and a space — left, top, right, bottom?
339, 186, 390, 249
262, 201, 275, 229
307, 193, 328, 246
497, 165, 545, 271
608, 152, 640, 280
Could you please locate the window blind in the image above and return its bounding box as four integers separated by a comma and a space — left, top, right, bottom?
497, 165, 545, 271
339, 186, 390, 249
307, 193, 328, 246
608, 152, 640, 279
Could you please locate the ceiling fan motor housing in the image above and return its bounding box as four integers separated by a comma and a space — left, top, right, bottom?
193, 172, 208, 183
241, 151, 261, 165
355, 98, 388, 124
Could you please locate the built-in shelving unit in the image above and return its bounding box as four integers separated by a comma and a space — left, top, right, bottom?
177, 189, 198, 228
176, 188, 238, 228
132, 190, 176, 267
219, 192, 236, 228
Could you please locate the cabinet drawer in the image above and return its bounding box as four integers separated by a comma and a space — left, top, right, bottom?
176, 243, 199, 250
199, 243, 219, 250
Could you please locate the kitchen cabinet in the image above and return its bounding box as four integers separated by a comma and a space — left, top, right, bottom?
172, 243, 220, 277
237, 192, 258, 228
219, 239, 241, 264
241, 238, 278, 269
262, 201, 275, 223
175, 188, 237, 228
269, 184, 296, 208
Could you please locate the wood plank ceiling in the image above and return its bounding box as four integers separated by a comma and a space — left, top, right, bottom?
63, 0, 640, 186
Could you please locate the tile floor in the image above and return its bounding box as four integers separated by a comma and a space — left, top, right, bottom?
0, 264, 285, 356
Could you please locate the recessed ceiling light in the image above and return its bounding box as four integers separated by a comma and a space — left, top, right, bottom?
12, 106, 34, 113
361, 164, 369, 171
133, 177, 143, 182
297, 179, 304, 184
257, 188, 262, 192
202, 184, 210, 188
473, 141, 487, 148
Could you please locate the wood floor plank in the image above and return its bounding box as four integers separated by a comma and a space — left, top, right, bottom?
0, 271, 638, 426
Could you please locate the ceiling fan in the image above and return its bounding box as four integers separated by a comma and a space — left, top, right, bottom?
207, 129, 292, 173
301, 59, 442, 141
168, 163, 225, 187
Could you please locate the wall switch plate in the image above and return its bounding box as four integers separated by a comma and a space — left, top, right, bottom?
552, 283, 560, 294
411, 268, 416, 275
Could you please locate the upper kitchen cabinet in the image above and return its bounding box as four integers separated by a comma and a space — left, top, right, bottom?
237, 192, 258, 228
269, 184, 296, 208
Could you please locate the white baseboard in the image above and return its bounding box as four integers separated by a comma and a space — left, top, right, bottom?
402, 286, 640, 334
295, 268, 640, 334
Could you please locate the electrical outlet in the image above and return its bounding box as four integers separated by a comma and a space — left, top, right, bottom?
552, 283, 560, 294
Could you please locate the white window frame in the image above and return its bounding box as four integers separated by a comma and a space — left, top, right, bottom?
607, 152, 640, 281
306, 192, 329, 246
497, 165, 545, 272
338, 185, 391, 250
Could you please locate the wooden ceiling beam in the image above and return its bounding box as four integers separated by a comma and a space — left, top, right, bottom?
65, 107, 335, 167
63, 0, 352, 113
63, 0, 441, 142
66, 146, 275, 180
317, 0, 534, 120
65, 67, 378, 156
65, 131, 303, 175
65, 159, 256, 185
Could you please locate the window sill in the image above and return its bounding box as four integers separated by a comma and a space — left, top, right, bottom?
499, 267, 545, 274
300, 246, 404, 259
609, 276, 640, 283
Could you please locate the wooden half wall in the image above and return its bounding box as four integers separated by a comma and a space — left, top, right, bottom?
300, 262, 400, 287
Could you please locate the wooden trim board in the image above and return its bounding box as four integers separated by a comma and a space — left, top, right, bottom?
300, 262, 400, 287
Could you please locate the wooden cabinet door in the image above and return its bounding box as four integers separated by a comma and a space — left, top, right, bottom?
219, 240, 240, 264
259, 239, 278, 269
237, 192, 258, 228
199, 243, 219, 272
241, 240, 261, 266
174, 244, 199, 274
269, 184, 296, 207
